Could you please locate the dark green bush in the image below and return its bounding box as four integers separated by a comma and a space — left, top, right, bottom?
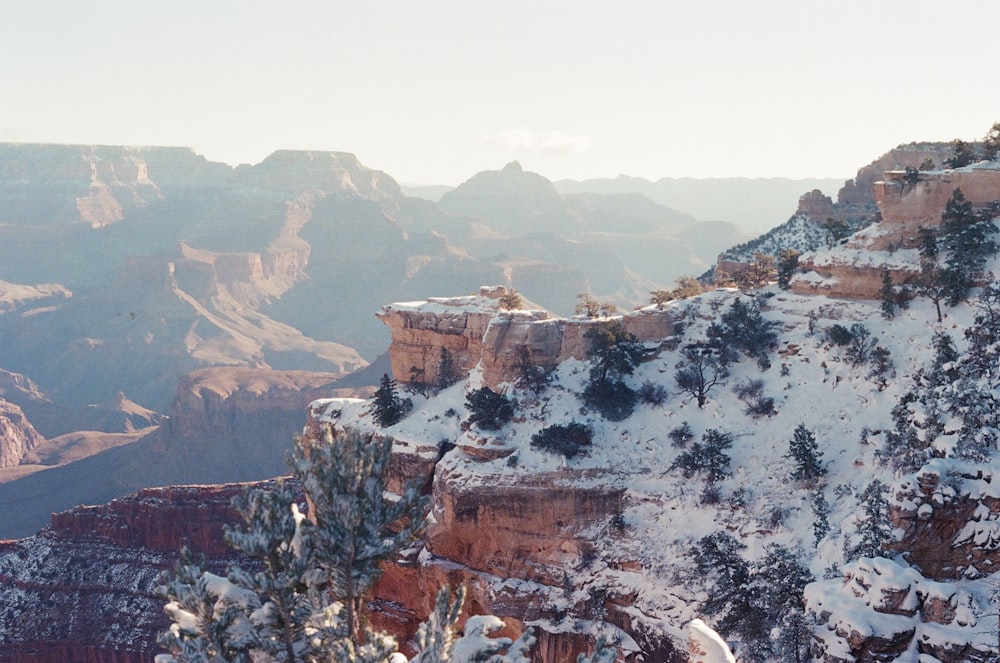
464, 387, 514, 431
531, 423, 593, 458
582, 378, 637, 421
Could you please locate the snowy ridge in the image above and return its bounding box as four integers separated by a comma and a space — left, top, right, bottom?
316, 256, 1000, 661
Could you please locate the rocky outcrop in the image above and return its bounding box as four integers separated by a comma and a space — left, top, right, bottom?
872, 164, 1000, 242
805, 557, 996, 663
0, 399, 44, 468
890, 461, 1000, 580
379, 286, 680, 391
0, 482, 260, 663
792, 162, 1000, 299
797, 189, 835, 221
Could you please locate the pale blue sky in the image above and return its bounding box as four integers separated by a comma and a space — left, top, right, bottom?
3, 1, 997, 184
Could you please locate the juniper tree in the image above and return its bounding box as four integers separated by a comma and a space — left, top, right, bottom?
879, 269, 897, 319
943, 139, 977, 168
465, 387, 514, 430
582, 321, 643, 421
436, 348, 459, 389
777, 249, 800, 290
787, 424, 825, 482
671, 428, 734, 502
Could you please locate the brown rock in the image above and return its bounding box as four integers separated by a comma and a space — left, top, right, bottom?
0, 399, 44, 469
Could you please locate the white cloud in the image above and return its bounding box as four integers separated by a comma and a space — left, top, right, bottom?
477, 127, 592, 155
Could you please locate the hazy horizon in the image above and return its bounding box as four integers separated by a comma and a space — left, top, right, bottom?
4, 1, 998, 185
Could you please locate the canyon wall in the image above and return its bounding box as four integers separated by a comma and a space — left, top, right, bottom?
378, 285, 680, 392
793, 163, 1000, 299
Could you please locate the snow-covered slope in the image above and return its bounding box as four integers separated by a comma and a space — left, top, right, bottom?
317, 267, 1000, 661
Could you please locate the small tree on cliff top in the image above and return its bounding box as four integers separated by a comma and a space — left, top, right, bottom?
157, 427, 538, 662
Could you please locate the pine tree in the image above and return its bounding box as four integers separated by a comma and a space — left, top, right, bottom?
879, 269, 896, 319
671, 428, 734, 502
846, 479, 893, 561
372, 373, 408, 427
787, 424, 825, 482
939, 188, 998, 305
811, 491, 830, 546
158, 428, 537, 662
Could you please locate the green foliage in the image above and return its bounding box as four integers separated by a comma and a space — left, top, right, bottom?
812, 491, 831, 546
707, 298, 779, 365
668, 421, 694, 447
530, 423, 593, 458
436, 348, 459, 389
637, 379, 668, 406
939, 188, 998, 305
515, 345, 549, 395
845, 323, 877, 367
943, 138, 977, 168
158, 427, 430, 660
158, 429, 537, 663
776, 248, 800, 290
465, 387, 514, 431
290, 429, 428, 640
582, 321, 643, 420
985, 121, 1000, 161
822, 218, 852, 246
787, 424, 825, 482
582, 378, 638, 421
670, 428, 734, 501
845, 479, 893, 561
584, 321, 644, 383
371, 373, 410, 427
690, 534, 812, 663
879, 270, 897, 319
825, 324, 853, 346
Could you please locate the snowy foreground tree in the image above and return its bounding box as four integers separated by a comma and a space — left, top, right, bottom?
155, 426, 592, 663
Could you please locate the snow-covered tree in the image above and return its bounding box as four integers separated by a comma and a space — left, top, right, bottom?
671, 429, 734, 502
157, 428, 537, 662
811, 491, 830, 546
939, 188, 998, 305
372, 374, 409, 428
289, 428, 428, 641
787, 424, 825, 482
845, 479, 893, 561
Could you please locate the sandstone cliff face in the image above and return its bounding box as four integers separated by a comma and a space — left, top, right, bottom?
379, 286, 680, 392
792, 163, 1000, 299
0, 482, 260, 663
797, 189, 835, 221
0, 399, 44, 469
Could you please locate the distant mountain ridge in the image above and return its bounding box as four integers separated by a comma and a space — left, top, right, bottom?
554, 174, 847, 233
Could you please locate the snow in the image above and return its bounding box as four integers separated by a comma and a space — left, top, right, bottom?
688, 619, 736, 663
315, 266, 1000, 658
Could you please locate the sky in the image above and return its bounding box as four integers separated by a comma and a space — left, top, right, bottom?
3, 1, 998, 186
